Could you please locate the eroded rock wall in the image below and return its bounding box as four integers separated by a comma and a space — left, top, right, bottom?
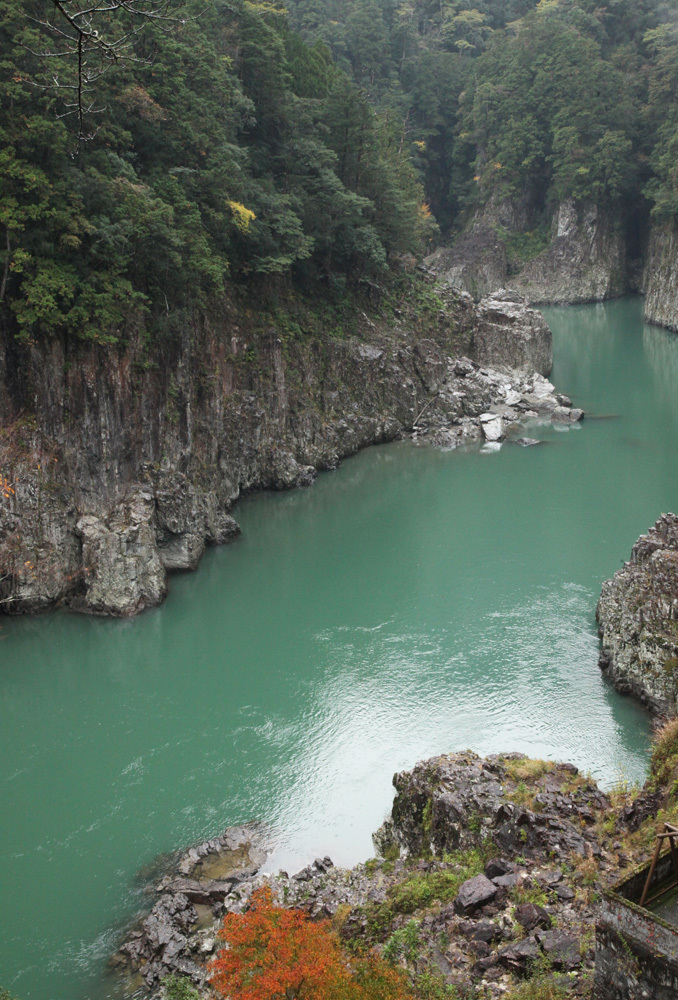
0, 287, 558, 617
513, 200, 627, 305
597, 513, 678, 715
427, 199, 627, 305
643, 220, 678, 332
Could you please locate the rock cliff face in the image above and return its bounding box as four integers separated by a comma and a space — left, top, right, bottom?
0, 285, 563, 617
597, 514, 678, 715
427, 199, 627, 305
513, 200, 627, 305
642, 220, 678, 331
425, 201, 517, 301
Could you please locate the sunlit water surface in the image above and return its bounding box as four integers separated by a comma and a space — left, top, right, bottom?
2, 297, 676, 998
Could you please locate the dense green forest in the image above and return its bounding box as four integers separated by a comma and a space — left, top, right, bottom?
285, 0, 678, 231
0, 0, 431, 345
2, 0, 678, 346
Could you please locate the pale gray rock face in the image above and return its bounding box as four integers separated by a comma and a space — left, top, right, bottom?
513, 200, 627, 305
426, 199, 627, 306
597, 513, 678, 715
642, 221, 678, 332
472, 289, 552, 377
75, 490, 167, 616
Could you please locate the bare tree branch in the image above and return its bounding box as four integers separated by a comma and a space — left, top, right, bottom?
21, 0, 193, 140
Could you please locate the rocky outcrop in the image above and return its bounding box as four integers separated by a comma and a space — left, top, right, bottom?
597, 513, 678, 715
513, 200, 627, 304
471, 289, 552, 375
75, 491, 167, 616
116, 751, 613, 998
373, 751, 607, 862
113, 824, 269, 992
0, 285, 574, 617
642, 220, 678, 331
427, 199, 627, 304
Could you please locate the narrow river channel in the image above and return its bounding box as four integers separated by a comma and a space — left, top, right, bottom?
1, 297, 673, 999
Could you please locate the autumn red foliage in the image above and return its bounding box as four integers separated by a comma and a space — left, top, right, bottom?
209, 887, 413, 1000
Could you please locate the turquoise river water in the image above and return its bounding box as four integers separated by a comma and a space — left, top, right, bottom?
1, 297, 676, 999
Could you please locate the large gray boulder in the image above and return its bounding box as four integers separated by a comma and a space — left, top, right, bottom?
473, 289, 552, 377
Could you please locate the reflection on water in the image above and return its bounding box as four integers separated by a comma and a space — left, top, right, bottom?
644, 323, 678, 416
0, 296, 673, 1000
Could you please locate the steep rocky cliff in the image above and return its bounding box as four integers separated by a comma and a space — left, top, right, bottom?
0, 283, 563, 617
513, 200, 627, 305
426, 199, 627, 305
424, 200, 521, 301
597, 514, 678, 715
642, 220, 678, 332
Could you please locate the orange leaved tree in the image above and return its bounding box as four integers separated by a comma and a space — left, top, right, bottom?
209, 888, 412, 1000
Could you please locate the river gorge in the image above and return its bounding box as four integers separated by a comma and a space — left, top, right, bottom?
1, 296, 676, 999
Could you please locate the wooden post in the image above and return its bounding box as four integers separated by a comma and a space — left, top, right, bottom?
669, 830, 678, 882
640, 829, 665, 908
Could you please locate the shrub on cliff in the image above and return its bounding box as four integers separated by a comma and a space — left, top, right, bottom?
650, 716, 678, 790
161, 974, 201, 1000
209, 887, 413, 1000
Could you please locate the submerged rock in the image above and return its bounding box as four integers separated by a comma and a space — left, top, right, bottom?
597, 513, 678, 714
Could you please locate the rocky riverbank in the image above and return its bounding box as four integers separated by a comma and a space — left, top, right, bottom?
597, 513, 678, 716
114, 745, 667, 1000
0, 282, 581, 617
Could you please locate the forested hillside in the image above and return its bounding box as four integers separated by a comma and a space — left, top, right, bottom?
285, 0, 678, 240
1, 0, 431, 348
4, 0, 678, 346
